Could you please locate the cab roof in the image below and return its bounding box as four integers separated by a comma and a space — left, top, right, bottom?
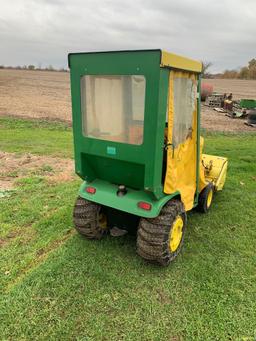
68, 49, 202, 73
160, 50, 202, 73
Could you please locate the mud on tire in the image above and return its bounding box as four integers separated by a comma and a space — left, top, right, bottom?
136, 199, 187, 266
73, 196, 105, 239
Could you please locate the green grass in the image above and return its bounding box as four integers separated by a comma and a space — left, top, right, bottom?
0, 118, 256, 340
0, 116, 73, 158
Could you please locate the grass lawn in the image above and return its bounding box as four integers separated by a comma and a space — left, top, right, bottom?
0, 117, 256, 340
0, 116, 73, 158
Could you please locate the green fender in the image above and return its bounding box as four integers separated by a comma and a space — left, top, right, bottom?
78, 179, 180, 218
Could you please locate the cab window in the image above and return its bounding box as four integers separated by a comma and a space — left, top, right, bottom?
81, 75, 146, 145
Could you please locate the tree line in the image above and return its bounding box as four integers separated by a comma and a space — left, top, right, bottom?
1, 59, 256, 79
0, 64, 68, 72
201, 59, 256, 79
221, 59, 256, 79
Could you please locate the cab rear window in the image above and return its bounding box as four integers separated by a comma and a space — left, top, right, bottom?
80, 75, 146, 145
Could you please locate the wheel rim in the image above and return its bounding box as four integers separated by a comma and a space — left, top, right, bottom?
99, 212, 107, 229
169, 215, 184, 252
207, 189, 213, 208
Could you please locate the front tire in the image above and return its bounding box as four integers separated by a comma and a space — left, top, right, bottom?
73, 196, 107, 239
197, 183, 214, 213
136, 199, 187, 266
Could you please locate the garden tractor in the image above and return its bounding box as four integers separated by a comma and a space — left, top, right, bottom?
68, 49, 228, 266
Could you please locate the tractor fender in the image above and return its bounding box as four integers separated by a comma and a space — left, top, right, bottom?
78, 179, 180, 218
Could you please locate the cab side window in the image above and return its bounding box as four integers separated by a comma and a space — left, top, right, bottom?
172, 78, 197, 147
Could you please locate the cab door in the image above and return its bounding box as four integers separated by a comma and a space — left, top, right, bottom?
164, 70, 198, 211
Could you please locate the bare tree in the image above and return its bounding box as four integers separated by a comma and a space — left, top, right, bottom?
202, 61, 213, 78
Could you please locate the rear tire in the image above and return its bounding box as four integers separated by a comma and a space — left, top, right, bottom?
136, 199, 187, 266
197, 183, 214, 213
73, 196, 106, 239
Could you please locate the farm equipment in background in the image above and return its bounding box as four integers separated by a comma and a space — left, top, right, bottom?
201, 82, 213, 101
205, 92, 234, 110
240, 98, 256, 110
68, 49, 228, 266
240, 99, 256, 127
245, 111, 256, 127
205, 92, 256, 125
205, 92, 225, 107
226, 98, 256, 121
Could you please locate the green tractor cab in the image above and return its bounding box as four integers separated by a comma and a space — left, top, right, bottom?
68, 49, 228, 266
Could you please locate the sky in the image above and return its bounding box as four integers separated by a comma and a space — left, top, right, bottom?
0, 0, 255, 72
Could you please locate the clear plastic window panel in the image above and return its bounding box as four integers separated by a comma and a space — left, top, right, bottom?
81, 75, 146, 145
172, 78, 197, 147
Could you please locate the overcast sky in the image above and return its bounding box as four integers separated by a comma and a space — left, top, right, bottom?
0, 0, 255, 72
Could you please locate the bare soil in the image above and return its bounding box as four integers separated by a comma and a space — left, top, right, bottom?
0, 69, 256, 132
0, 151, 75, 191
202, 78, 256, 100
201, 105, 256, 132
0, 69, 71, 121
201, 78, 256, 132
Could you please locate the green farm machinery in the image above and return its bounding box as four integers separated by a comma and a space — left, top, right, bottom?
68, 50, 228, 266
